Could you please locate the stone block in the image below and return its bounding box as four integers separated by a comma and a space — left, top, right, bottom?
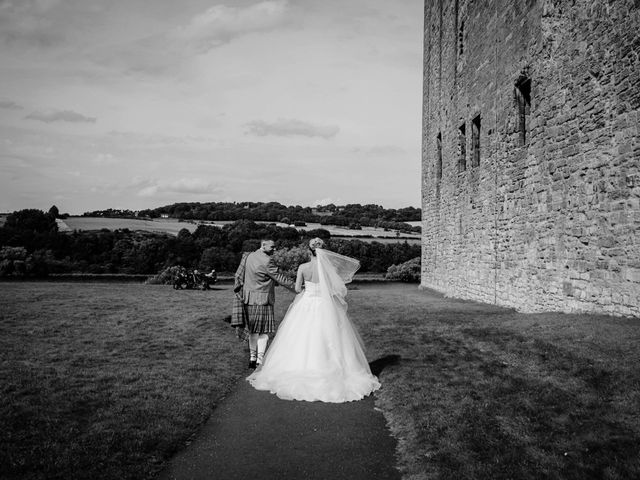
562, 281, 573, 296
625, 268, 640, 283
598, 232, 619, 247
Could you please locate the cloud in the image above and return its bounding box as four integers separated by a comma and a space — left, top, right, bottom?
90, 1, 291, 77
25, 109, 96, 124
138, 178, 220, 197
245, 118, 340, 139
0, 0, 65, 48
0, 99, 23, 110
174, 1, 290, 53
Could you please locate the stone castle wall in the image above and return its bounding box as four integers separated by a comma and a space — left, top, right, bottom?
421, 0, 640, 316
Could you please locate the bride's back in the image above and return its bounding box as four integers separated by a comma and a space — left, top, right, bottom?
300, 259, 319, 283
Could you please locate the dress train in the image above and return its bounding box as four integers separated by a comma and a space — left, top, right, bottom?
247, 282, 380, 403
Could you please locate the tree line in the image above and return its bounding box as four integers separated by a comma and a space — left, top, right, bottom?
84, 201, 422, 234
0, 208, 421, 278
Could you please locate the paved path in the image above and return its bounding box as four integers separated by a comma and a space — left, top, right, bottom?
158, 368, 400, 480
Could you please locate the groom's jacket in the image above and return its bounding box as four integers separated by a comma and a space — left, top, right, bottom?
242, 249, 294, 306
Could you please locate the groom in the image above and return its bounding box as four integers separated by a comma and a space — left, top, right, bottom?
235, 239, 295, 369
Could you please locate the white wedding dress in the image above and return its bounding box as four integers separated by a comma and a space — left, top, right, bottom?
247, 249, 381, 403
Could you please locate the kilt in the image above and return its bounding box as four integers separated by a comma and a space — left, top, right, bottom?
246, 304, 275, 334
231, 293, 249, 342
231, 251, 251, 342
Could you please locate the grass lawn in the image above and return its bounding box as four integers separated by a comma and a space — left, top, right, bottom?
1, 282, 639, 480
349, 284, 640, 480
0, 282, 252, 480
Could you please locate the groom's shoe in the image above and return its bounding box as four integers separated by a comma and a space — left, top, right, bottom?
248, 360, 257, 369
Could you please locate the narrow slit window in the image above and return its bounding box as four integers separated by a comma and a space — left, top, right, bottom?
515, 78, 531, 146
471, 115, 480, 167
458, 123, 466, 172
436, 132, 443, 181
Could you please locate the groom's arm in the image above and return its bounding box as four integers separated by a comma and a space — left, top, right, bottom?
266, 258, 295, 291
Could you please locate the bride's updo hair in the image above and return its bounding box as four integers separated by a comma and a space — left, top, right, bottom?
308, 237, 325, 256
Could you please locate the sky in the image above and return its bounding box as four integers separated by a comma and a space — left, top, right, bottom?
0, 0, 424, 215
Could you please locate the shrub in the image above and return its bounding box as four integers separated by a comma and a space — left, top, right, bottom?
0, 259, 13, 276
0, 247, 28, 277
385, 257, 421, 282
272, 244, 310, 277
303, 228, 331, 240
198, 246, 237, 273
0, 246, 28, 261
146, 265, 183, 285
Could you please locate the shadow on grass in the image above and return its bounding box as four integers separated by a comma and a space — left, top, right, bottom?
369, 354, 402, 376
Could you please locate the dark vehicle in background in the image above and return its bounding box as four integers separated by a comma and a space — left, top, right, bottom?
173, 268, 217, 290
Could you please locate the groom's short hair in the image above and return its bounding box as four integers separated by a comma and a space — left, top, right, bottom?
261, 239, 274, 247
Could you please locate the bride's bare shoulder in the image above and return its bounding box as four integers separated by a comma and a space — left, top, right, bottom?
298, 261, 312, 271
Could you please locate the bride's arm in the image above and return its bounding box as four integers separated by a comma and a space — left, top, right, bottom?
295, 265, 304, 293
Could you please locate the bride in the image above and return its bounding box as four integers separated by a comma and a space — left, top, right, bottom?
247, 238, 381, 403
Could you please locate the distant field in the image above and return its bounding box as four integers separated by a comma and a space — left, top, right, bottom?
57, 217, 421, 243
57, 217, 197, 235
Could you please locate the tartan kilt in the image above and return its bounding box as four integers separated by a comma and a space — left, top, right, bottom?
246, 304, 275, 334
231, 294, 249, 342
